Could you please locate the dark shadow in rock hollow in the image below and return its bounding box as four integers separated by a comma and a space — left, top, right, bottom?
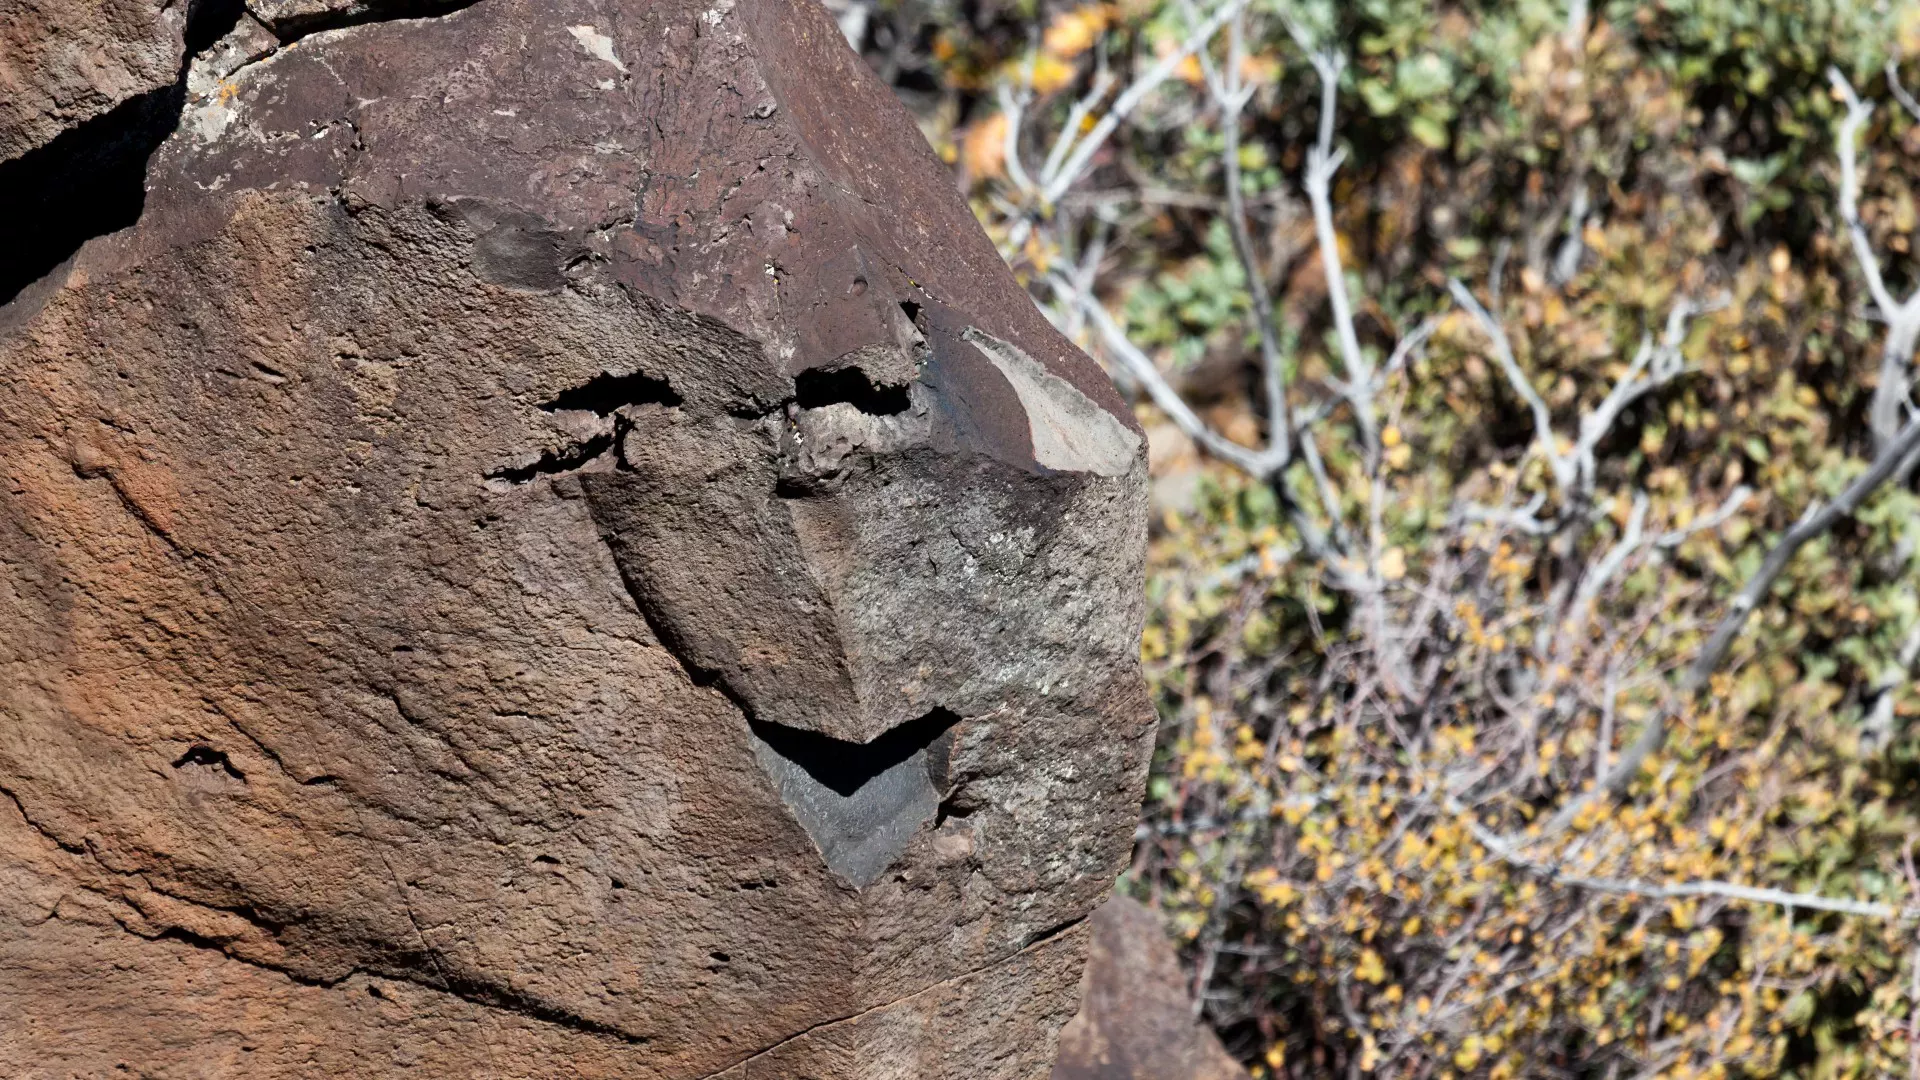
0, 85, 182, 308
749, 708, 959, 887
0, 0, 249, 308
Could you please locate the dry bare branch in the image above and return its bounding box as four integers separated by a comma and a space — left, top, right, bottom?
1036, 0, 1254, 204
1830, 67, 1920, 455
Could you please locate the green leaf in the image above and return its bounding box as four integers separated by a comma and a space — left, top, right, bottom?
1409, 114, 1450, 149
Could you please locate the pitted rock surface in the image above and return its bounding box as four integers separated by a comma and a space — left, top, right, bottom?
0, 0, 1153, 1076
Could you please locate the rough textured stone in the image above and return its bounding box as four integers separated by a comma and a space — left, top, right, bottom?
1052, 896, 1250, 1080
0, 0, 184, 164
0, 0, 1153, 1076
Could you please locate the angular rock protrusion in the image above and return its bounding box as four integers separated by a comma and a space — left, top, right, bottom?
1052, 896, 1251, 1080
0, 0, 187, 164
0, 1, 1154, 1076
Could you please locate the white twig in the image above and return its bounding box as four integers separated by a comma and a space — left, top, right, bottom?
1038, 0, 1254, 204
1039, 68, 1115, 186
1889, 58, 1920, 125
1450, 278, 1563, 489
1565, 0, 1589, 54
1565, 495, 1649, 638
1058, 275, 1287, 479
996, 82, 1037, 196
1209, 8, 1292, 458
1453, 285, 1723, 505
1288, 32, 1374, 452
1453, 795, 1912, 920
1551, 183, 1590, 286
1652, 486, 1752, 549
1830, 67, 1920, 456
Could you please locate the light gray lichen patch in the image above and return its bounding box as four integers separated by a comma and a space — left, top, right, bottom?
964, 328, 1140, 477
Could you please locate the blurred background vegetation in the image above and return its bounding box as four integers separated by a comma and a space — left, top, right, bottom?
838, 1, 1920, 1076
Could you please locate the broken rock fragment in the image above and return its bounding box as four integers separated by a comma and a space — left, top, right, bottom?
0, 0, 1153, 1076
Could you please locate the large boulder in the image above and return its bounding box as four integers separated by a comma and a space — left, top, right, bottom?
0, 1, 1153, 1076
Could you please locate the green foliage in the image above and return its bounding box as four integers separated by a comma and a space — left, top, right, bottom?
861, 0, 1920, 1075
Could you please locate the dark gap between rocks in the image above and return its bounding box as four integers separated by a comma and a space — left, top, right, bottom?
484, 431, 616, 485
747, 708, 960, 887
0, 0, 497, 310
0, 85, 181, 307
262, 0, 487, 41
185, 0, 248, 53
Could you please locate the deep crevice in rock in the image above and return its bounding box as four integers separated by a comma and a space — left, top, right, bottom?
136, 910, 654, 1044
747, 709, 958, 888
541, 370, 681, 414
793, 365, 910, 416
0, 0, 494, 310
484, 431, 616, 485
0, 86, 180, 308
257, 0, 487, 43
0, 0, 250, 308
187, 0, 250, 53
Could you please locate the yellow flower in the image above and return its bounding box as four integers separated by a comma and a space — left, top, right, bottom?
1356, 948, 1387, 983
962, 113, 1008, 181
1380, 547, 1408, 581
1042, 5, 1110, 60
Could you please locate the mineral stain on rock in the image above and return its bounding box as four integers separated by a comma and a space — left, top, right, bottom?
0, 0, 1154, 1076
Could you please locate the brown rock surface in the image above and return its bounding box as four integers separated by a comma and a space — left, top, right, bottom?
0, 1, 1153, 1076
0, 0, 184, 163
1052, 896, 1250, 1080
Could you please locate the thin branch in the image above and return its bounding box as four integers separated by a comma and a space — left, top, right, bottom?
1038, 0, 1254, 204
1449, 278, 1563, 489
1889, 58, 1920, 125
1652, 486, 1752, 549
1039, 68, 1115, 186
1211, 7, 1292, 458
1565, 494, 1649, 639
1573, 296, 1725, 497
996, 83, 1037, 196
1546, 871, 1911, 920
1455, 799, 1913, 919
1289, 35, 1374, 451
1058, 275, 1287, 479
1384, 317, 1438, 379
1551, 182, 1590, 286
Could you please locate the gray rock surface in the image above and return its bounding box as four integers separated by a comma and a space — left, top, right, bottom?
0, 0, 1154, 1076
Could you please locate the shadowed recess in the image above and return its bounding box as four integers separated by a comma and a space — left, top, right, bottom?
793, 365, 911, 416
748, 708, 960, 886
541, 370, 681, 414
0, 87, 181, 308
748, 707, 957, 796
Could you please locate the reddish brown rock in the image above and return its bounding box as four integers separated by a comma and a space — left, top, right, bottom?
1052, 896, 1250, 1080
0, 1, 1152, 1076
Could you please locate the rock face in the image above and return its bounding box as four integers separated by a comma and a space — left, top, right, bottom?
1052, 896, 1249, 1080
0, 1, 1153, 1077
